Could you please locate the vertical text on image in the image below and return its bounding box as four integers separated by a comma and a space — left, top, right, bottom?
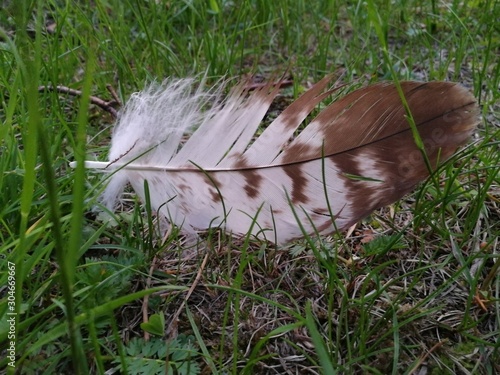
7, 261, 17, 368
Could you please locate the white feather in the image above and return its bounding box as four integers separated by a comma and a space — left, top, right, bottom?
77, 77, 478, 244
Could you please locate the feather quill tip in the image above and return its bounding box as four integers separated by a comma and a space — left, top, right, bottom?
70, 161, 110, 169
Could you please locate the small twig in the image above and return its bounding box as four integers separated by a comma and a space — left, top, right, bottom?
166, 251, 210, 338
106, 84, 122, 106
409, 340, 448, 374
473, 291, 489, 312
38, 85, 119, 118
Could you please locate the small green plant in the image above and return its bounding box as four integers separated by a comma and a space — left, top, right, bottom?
362, 234, 406, 256
77, 253, 144, 308
107, 312, 202, 374
140, 313, 166, 337
114, 334, 200, 375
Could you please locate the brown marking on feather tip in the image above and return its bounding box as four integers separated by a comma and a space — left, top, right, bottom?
318, 81, 479, 228
283, 164, 309, 204
316, 81, 477, 158
403, 82, 478, 133
234, 156, 263, 199
386, 84, 477, 184
332, 82, 478, 224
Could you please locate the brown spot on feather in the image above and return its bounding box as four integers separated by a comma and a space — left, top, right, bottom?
330, 151, 388, 225
283, 164, 309, 204
177, 183, 192, 194
234, 156, 263, 199
202, 173, 222, 202
281, 142, 318, 164
209, 187, 221, 202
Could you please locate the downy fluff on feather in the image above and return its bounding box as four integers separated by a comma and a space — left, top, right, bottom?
83, 75, 478, 244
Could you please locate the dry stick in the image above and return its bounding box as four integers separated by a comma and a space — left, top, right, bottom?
409, 339, 448, 374
106, 84, 122, 106
473, 292, 489, 312
38, 85, 119, 118
166, 251, 210, 338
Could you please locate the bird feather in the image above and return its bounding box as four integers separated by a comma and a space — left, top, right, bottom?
79, 76, 479, 244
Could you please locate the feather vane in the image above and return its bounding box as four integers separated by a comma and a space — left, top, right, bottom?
81, 76, 478, 244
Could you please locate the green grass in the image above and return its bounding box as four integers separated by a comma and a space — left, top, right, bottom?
1, 0, 499, 374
